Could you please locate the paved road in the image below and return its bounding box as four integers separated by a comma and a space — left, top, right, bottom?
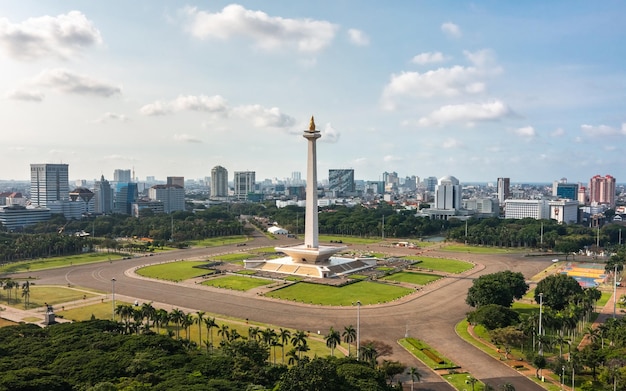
10, 237, 551, 391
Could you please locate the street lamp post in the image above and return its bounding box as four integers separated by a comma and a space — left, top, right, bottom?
613, 264, 618, 319
572, 364, 575, 391
561, 365, 565, 390
111, 278, 116, 320
538, 292, 544, 356
356, 300, 361, 361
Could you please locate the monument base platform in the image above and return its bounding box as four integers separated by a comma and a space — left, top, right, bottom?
244, 256, 376, 279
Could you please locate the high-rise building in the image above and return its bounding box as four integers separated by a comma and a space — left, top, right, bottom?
424, 176, 438, 192
556, 183, 579, 201
113, 182, 138, 215
30, 163, 69, 214
167, 176, 184, 187
211, 166, 229, 198
435, 176, 461, 210
497, 177, 510, 203
149, 184, 185, 213
93, 175, 113, 214
589, 175, 616, 207
234, 171, 255, 201
113, 169, 131, 183
505, 199, 550, 220
328, 169, 355, 195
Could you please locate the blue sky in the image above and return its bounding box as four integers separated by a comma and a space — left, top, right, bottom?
1, 1, 625, 184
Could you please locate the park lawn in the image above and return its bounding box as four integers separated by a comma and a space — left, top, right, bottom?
249, 247, 278, 254
512, 301, 539, 317
3, 286, 102, 309
211, 253, 253, 263
265, 281, 413, 306
59, 301, 131, 321
0, 252, 127, 273
382, 271, 442, 285
202, 275, 273, 291
440, 244, 522, 254
403, 256, 473, 274
398, 338, 458, 370
376, 267, 394, 271
136, 261, 212, 282
0, 318, 18, 327
188, 236, 248, 247
596, 291, 612, 307
444, 373, 488, 391
318, 235, 381, 245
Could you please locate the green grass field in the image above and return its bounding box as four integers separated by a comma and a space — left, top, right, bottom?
1, 286, 102, 309
59, 301, 131, 321
211, 253, 253, 263
318, 235, 382, 245
403, 256, 473, 274
187, 236, 249, 247
441, 244, 522, 254
398, 338, 458, 370
382, 272, 443, 285
265, 281, 413, 305
0, 252, 127, 273
202, 275, 273, 291
136, 261, 213, 282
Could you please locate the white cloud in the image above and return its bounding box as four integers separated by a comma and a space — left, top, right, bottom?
90, 112, 130, 124
581, 123, 626, 136
604, 145, 617, 151
551, 128, 565, 137
6, 89, 44, 102
463, 49, 495, 67
442, 138, 462, 149
174, 133, 202, 143
347, 28, 369, 46
513, 126, 536, 139
0, 11, 101, 61
182, 4, 338, 52
233, 105, 295, 128
411, 51, 448, 65
140, 95, 228, 116
320, 123, 340, 143
416, 100, 512, 127
441, 22, 461, 38
383, 155, 403, 163
34, 68, 121, 97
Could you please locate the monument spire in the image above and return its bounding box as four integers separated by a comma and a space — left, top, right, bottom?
303, 115, 321, 248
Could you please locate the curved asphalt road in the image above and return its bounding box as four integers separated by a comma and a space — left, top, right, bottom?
10, 234, 550, 391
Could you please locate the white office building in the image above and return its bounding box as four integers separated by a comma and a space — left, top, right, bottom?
504, 199, 550, 220
211, 165, 229, 198
548, 200, 579, 224
435, 176, 461, 210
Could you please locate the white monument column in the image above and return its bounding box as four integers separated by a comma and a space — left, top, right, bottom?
303, 116, 320, 249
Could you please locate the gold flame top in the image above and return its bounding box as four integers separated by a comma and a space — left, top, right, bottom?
309, 116, 316, 132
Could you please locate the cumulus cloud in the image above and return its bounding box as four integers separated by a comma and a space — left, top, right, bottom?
174, 133, 202, 143
232, 105, 295, 128
411, 51, 448, 65
416, 100, 512, 127
5, 89, 44, 102
513, 126, 536, 139
90, 112, 130, 124
381, 49, 500, 110
140, 95, 228, 116
0, 11, 101, 61
442, 138, 462, 149
383, 155, 403, 163
34, 68, 121, 97
441, 22, 462, 38
551, 128, 565, 137
581, 123, 626, 136
347, 28, 369, 46
320, 123, 340, 143
182, 4, 338, 52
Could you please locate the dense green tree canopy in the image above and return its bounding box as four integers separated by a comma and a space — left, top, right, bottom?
467, 304, 520, 330
466, 271, 528, 308
534, 274, 583, 311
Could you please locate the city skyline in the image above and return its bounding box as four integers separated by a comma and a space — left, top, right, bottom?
1, 2, 625, 182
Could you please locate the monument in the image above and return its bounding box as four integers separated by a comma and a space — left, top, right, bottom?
244, 116, 376, 278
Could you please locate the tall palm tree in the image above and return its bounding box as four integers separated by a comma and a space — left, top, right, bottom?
218, 324, 230, 343
359, 342, 378, 365
204, 317, 217, 351
155, 308, 169, 333
140, 302, 156, 329
182, 313, 194, 340
278, 328, 291, 364
169, 308, 185, 339
342, 325, 356, 357
21, 281, 30, 309
290, 330, 308, 359
248, 326, 261, 341
195, 311, 206, 347
408, 367, 421, 391
325, 327, 341, 356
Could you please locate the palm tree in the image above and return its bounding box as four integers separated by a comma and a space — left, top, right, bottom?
359, 342, 378, 365
182, 313, 194, 340
204, 317, 217, 351
286, 348, 299, 365
248, 326, 261, 341
325, 327, 341, 356
278, 328, 291, 364
140, 302, 156, 330
228, 328, 241, 342
115, 304, 134, 333
408, 367, 421, 391
290, 330, 308, 359
218, 324, 230, 343
154, 308, 169, 333
21, 281, 30, 309
195, 311, 206, 347
169, 308, 185, 339
342, 325, 356, 357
